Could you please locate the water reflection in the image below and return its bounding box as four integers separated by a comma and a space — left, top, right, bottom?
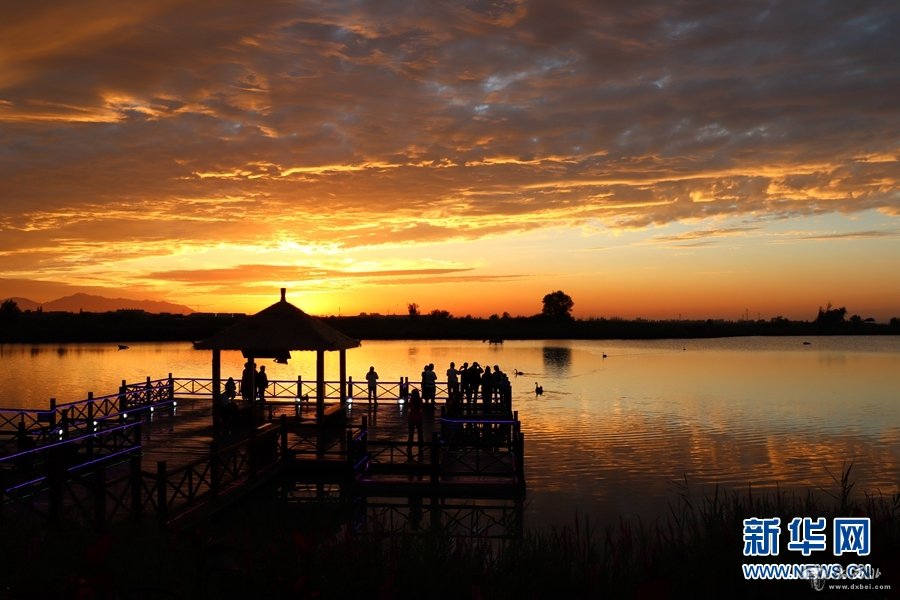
0, 337, 897, 530
542, 345, 572, 375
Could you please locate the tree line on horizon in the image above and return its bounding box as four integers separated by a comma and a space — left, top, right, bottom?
1, 294, 897, 344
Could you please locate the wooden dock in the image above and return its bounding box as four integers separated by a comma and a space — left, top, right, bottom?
0, 376, 525, 533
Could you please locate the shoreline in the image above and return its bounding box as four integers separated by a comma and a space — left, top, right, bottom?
1, 311, 897, 343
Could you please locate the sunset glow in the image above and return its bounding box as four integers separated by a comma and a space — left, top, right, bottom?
1, 1, 897, 319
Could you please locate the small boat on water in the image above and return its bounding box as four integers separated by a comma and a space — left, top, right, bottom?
487, 338, 504, 345
117, 344, 129, 350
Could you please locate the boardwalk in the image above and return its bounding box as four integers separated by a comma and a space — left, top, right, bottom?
0, 377, 525, 533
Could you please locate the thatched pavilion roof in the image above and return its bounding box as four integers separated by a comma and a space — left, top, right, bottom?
194, 289, 360, 354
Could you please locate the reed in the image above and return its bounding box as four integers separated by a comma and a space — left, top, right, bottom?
2, 466, 896, 598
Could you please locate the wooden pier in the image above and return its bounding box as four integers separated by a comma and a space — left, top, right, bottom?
0, 376, 525, 533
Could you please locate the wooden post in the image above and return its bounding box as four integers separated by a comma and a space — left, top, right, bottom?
339, 349, 347, 407
279, 415, 288, 461
48, 445, 63, 527
361, 417, 368, 469
316, 349, 325, 421
348, 376, 354, 402
49, 397, 57, 429
87, 391, 95, 425
247, 354, 257, 427
249, 426, 258, 478
87, 394, 95, 459
60, 408, 69, 440
346, 429, 354, 470
430, 433, 440, 486
130, 449, 142, 520
210, 440, 220, 496
156, 461, 168, 526
168, 373, 174, 402
16, 420, 28, 452
212, 350, 221, 417
119, 380, 127, 418
94, 465, 107, 529
516, 432, 525, 488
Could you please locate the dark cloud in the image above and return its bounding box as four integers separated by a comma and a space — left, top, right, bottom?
654, 226, 760, 243
145, 263, 473, 284
798, 230, 897, 241
0, 0, 897, 273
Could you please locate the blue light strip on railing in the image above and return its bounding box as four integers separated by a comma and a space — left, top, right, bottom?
440, 418, 518, 425
66, 445, 142, 473
3, 475, 49, 493
0, 421, 140, 463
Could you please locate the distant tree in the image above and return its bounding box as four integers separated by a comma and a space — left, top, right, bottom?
542, 290, 574, 320
1, 298, 21, 317
429, 309, 451, 319
501, 311, 511, 320
815, 302, 846, 325
849, 314, 863, 324
407, 303, 420, 318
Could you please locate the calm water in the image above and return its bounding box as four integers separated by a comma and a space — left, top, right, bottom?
2, 337, 899, 529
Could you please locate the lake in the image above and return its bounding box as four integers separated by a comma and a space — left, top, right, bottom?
2, 336, 898, 529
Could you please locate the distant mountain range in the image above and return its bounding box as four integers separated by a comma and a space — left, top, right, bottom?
5, 293, 194, 315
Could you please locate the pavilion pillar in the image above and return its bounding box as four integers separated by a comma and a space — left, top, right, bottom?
247, 353, 257, 426
316, 349, 325, 420
211, 349, 221, 406
339, 349, 347, 407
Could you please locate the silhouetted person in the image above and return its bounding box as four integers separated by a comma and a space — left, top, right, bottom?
460, 362, 471, 403
422, 363, 437, 404
217, 377, 238, 432
481, 366, 493, 407
407, 388, 424, 457
467, 362, 483, 404
366, 366, 379, 402
256, 365, 268, 402
223, 377, 237, 402
447, 362, 459, 398
240, 362, 256, 401
493, 365, 509, 406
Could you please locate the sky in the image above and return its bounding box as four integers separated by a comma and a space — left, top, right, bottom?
0, 0, 898, 321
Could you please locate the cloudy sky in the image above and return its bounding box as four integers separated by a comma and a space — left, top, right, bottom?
1, 0, 898, 319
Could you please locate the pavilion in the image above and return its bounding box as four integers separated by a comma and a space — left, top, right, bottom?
194, 288, 360, 422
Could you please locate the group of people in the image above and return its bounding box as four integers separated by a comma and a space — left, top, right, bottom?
215, 362, 270, 433
445, 361, 511, 408
361, 361, 513, 454
363, 361, 511, 410
218, 362, 269, 408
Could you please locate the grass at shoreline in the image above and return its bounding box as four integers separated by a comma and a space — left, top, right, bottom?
2, 470, 897, 598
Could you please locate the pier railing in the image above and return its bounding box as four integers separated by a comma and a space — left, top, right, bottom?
150, 421, 283, 526
1, 418, 286, 529
348, 412, 525, 490
0, 421, 143, 527
2, 375, 512, 452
